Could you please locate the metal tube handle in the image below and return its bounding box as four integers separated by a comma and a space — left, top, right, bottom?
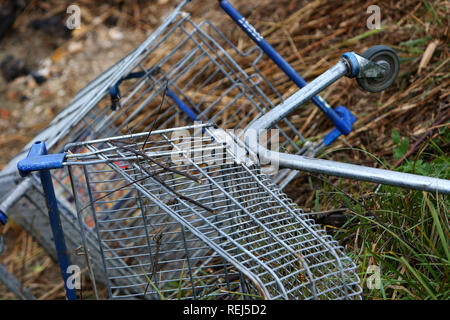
248, 60, 349, 132
244, 53, 450, 194
0, 178, 33, 224
277, 153, 450, 194
218, 0, 356, 142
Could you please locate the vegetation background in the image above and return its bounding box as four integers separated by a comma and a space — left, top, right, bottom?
0, 0, 448, 299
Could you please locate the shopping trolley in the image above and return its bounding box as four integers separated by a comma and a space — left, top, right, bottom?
12, 50, 450, 299
16, 126, 361, 300
0, 0, 359, 277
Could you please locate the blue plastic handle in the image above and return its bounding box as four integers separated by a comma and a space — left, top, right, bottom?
16, 141, 77, 300
166, 88, 197, 121
218, 0, 355, 143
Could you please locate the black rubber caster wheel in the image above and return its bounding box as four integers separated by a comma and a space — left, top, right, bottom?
357, 45, 400, 93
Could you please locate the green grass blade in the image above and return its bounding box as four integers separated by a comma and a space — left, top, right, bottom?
400, 256, 436, 299
424, 193, 450, 262
143, 272, 165, 300
177, 260, 186, 300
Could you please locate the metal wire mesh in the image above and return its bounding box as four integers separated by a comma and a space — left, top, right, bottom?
3, 7, 322, 185
63, 124, 361, 299
0, 6, 358, 300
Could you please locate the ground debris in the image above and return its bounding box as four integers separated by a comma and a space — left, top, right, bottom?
0, 55, 29, 82
29, 15, 72, 40
0, 0, 448, 300
0, 0, 28, 42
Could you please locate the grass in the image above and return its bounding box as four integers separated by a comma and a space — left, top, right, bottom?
1, 0, 448, 300
315, 128, 449, 299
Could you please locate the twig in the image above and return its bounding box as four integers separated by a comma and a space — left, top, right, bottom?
138, 163, 214, 213
394, 110, 450, 168
304, 208, 347, 218
143, 228, 165, 296
112, 142, 202, 184
142, 80, 169, 151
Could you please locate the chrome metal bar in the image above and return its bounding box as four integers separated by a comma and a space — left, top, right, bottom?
244, 57, 450, 194
247, 61, 348, 132
0, 178, 33, 222
277, 153, 450, 194
0, 263, 36, 300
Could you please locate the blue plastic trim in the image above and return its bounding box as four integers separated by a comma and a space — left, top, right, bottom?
341, 52, 359, 78
323, 106, 357, 145
17, 142, 65, 177
18, 154, 65, 177
0, 211, 7, 225
166, 88, 197, 121
15, 141, 76, 300
219, 0, 356, 139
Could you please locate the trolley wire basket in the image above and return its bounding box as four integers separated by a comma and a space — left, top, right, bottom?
11, 37, 450, 299
0, 0, 352, 275
1, 0, 334, 186
23, 124, 362, 300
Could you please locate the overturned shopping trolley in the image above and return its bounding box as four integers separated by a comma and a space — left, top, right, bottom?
14, 50, 450, 299
18, 125, 361, 300
1, 0, 360, 283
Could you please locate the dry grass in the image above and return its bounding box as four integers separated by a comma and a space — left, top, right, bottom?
0, 0, 448, 299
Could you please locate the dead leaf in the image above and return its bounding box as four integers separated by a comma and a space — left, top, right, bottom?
51, 47, 67, 63
418, 40, 439, 75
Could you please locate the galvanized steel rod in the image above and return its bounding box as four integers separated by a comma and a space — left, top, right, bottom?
277, 153, 450, 194
0, 263, 36, 300
248, 61, 349, 132
246, 57, 450, 194
0, 178, 33, 223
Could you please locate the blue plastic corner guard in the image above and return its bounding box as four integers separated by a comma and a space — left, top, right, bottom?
341, 52, 360, 78
16, 141, 76, 300
17, 143, 65, 178
0, 211, 6, 225
323, 106, 357, 146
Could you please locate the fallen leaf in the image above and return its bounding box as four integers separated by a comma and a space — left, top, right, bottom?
6, 90, 18, 102
51, 47, 67, 63
418, 40, 439, 75
0, 108, 9, 119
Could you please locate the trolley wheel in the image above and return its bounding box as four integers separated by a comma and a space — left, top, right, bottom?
356, 45, 400, 93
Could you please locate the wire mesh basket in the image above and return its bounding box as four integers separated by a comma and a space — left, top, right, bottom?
2, 1, 325, 185
48, 124, 362, 299
3, 1, 448, 301
0, 1, 339, 278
